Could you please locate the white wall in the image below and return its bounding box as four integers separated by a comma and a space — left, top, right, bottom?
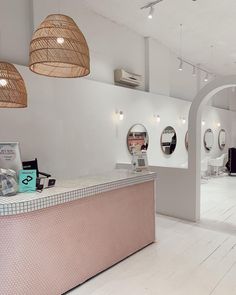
0, 0, 33, 65
146, 38, 171, 96
201, 106, 232, 160
0, 65, 233, 180
116, 93, 190, 168
0, 0, 234, 110
32, 0, 146, 90
0, 65, 118, 179
169, 52, 199, 101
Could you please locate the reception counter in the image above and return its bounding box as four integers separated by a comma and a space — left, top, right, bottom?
0, 169, 157, 295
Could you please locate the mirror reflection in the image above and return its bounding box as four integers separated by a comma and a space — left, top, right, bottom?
161, 126, 177, 155
185, 131, 188, 151
127, 124, 149, 154
204, 129, 214, 151
218, 129, 226, 150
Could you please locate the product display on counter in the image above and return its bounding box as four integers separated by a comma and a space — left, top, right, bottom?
0, 142, 22, 174
19, 170, 37, 192
131, 151, 149, 172
0, 168, 18, 196
22, 158, 55, 190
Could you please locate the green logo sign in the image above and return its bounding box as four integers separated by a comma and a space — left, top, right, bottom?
19, 170, 37, 192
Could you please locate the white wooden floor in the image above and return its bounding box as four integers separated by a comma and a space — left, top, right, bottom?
68, 176, 236, 295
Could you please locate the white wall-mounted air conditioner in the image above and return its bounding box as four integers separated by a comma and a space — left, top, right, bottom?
114, 69, 142, 87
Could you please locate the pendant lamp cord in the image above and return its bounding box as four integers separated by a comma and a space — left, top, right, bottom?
0, 31, 1, 60
179, 24, 183, 61
58, 0, 61, 14
210, 45, 214, 76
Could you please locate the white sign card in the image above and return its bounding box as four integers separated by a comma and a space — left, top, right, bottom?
0, 142, 22, 173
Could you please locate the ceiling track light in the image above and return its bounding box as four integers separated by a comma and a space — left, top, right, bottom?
177, 57, 214, 79
148, 6, 154, 19
178, 59, 183, 71
141, 0, 164, 19
204, 72, 209, 82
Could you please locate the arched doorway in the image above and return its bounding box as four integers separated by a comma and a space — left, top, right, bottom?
188, 75, 236, 221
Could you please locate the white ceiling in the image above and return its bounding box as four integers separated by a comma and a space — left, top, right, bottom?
82, 0, 236, 76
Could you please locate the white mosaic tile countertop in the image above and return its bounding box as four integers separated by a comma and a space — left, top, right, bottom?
0, 169, 157, 216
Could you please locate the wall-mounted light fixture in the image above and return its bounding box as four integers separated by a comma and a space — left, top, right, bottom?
181, 117, 186, 124
117, 111, 124, 121
217, 122, 221, 127
202, 120, 206, 126
154, 114, 161, 123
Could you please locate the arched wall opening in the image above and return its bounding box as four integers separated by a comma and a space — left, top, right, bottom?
188, 75, 236, 221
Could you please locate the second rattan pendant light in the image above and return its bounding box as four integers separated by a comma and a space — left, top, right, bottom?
0, 62, 27, 108
29, 14, 90, 78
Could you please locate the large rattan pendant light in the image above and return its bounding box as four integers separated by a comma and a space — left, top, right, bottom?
0, 62, 27, 108
29, 14, 90, 78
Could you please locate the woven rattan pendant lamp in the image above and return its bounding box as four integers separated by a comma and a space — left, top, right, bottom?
29, 14, 90, 78
0, 62, 27, 108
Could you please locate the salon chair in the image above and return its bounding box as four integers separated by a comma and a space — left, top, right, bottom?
208, 154, 226, 176
201, 157, 210, 179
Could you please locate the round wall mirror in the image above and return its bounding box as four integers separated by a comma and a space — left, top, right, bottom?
218, 129, 226, 150
127, 124, 149, 154
161, 126, 177, 155
204, 129, 214, 152
185, 131, 188, 151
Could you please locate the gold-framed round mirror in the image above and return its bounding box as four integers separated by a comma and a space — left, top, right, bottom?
161, 126, 177, 155
127, 124, 149, 155
185, 131, 188, 151
204, 128, 214, 152
218, 129, 226, 150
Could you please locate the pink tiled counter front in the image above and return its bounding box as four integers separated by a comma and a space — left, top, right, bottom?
0, 170, 156, 295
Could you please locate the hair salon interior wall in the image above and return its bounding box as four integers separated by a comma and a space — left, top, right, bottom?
116, 101, 232, 168
0, 0, 33, 66
32, 0, 146, 90
0, 0, 234, 110
201, 107, 232, 160
0, 65, 118, 179
0, 65, 233, 179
